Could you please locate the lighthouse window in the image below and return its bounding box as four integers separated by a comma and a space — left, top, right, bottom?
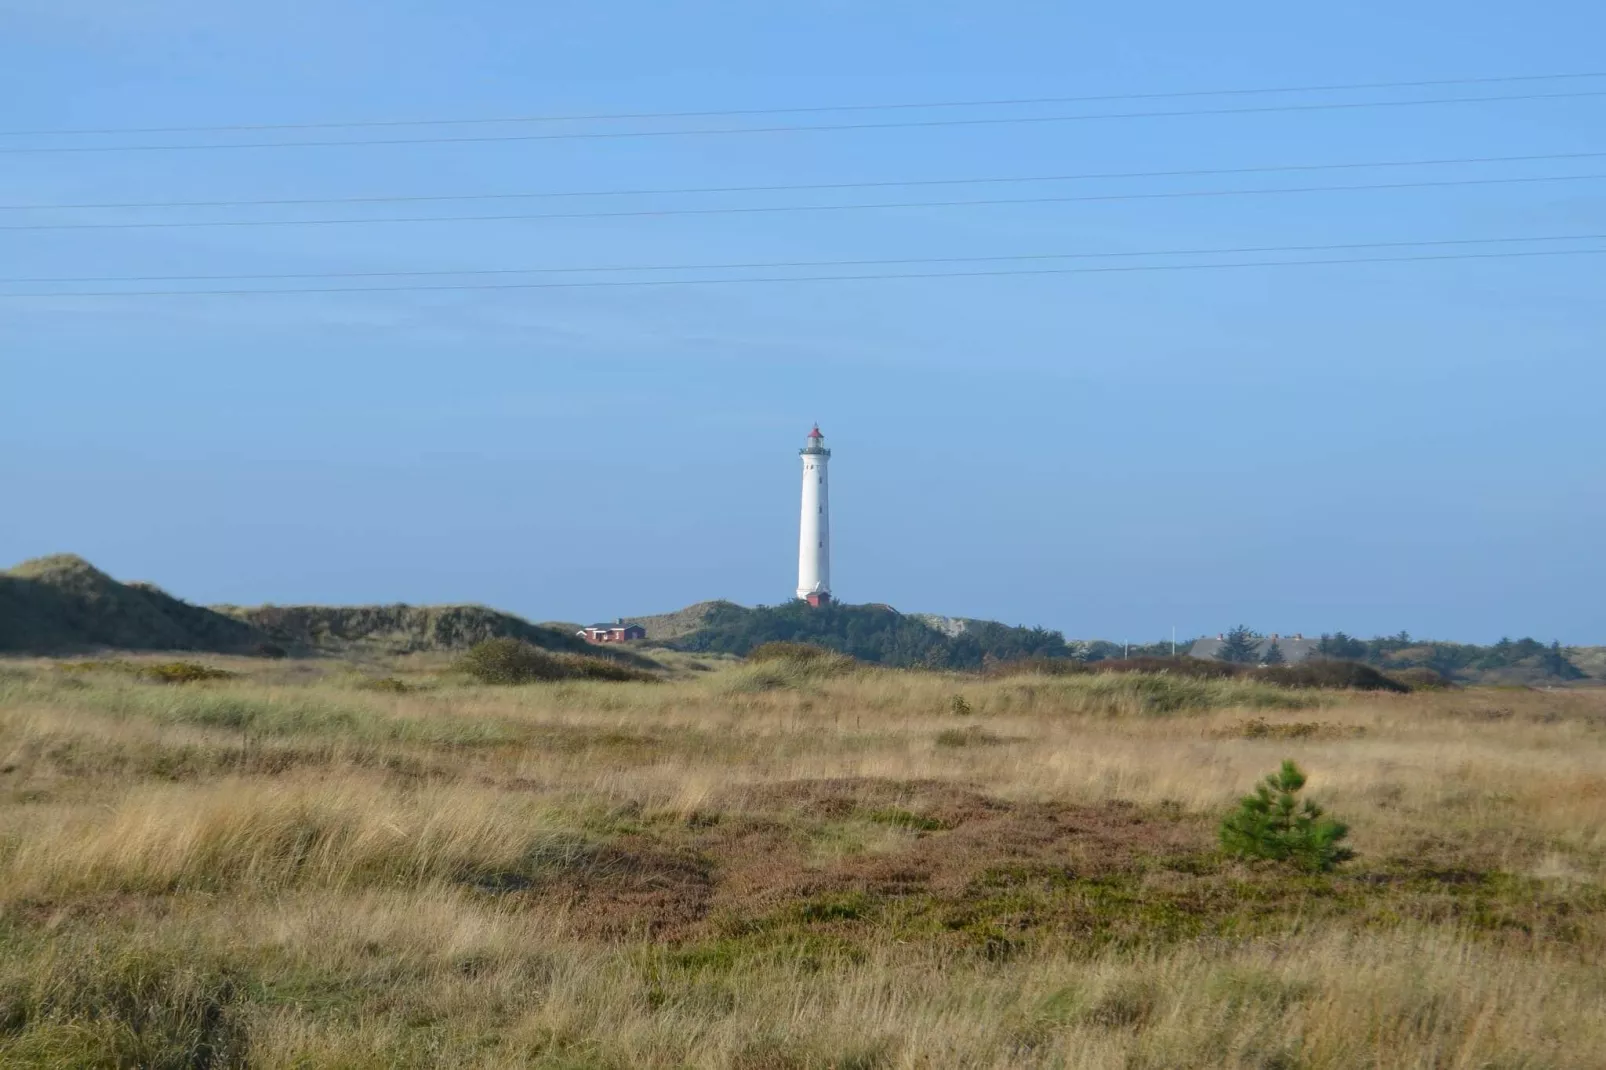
818, 477, 823, 484
818, 506, 822, 514
818, 540, 823, 548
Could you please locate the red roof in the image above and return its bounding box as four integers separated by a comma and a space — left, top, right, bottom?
809, 425, 823, 437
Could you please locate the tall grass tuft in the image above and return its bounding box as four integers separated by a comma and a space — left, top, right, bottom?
2, 778, 570, 897
0, 938, 247, 1069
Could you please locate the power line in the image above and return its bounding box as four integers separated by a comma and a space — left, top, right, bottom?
4, 247, 1601, 298
3, 89, 1603, 155
4, 232, 1599, 286
4, 150, 1601, 212
5, 172, 1601, 232
5, 71, 1604, 137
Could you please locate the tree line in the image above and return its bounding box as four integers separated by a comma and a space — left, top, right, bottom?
671, 601, 1073, 669
1202, 625, 1585, 680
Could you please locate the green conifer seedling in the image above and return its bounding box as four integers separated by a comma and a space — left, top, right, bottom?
1220, 760, 1354, 872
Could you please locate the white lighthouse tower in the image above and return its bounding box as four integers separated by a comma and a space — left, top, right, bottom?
796, 425, 832, 605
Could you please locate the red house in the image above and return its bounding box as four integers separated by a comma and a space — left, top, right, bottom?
579, 619, 646, 643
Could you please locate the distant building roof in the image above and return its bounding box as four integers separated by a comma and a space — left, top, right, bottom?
1189, 635, 1320, 663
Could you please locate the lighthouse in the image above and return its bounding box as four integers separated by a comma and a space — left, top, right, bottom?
797, 425, 832, 605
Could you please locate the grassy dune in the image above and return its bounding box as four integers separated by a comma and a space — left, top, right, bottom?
1, 655, 1604, 1068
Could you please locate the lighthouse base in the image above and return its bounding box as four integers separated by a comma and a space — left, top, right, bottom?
804, 592, 833, 607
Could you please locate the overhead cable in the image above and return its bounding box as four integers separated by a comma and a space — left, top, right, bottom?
3, 70, 1603, 137
5, 172, 1601, 232
4, 149, 1601, 212
4, 232, 1600, 285
2, 89, 1604, 154
4, 248, 1602, 299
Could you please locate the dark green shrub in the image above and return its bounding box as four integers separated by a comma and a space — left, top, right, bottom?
252, 642, 288, 659
456, 638, 655, 684
456, 638, 568, 683
1220, 760, 1354, 873
140, 662, 235, 684
1263, 661, 1408, 693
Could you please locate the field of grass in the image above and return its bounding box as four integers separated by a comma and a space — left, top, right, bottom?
1, 652, 1604, 1068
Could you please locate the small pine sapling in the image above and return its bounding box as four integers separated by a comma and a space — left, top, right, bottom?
1220, 760, 1354, 872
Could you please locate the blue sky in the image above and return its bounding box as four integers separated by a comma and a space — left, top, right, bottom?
2, 1, 1602, 643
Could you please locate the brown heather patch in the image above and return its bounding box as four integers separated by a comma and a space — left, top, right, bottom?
683, 778, 1209, 928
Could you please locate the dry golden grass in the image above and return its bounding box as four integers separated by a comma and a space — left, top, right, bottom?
1, 656, 1604, 1067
